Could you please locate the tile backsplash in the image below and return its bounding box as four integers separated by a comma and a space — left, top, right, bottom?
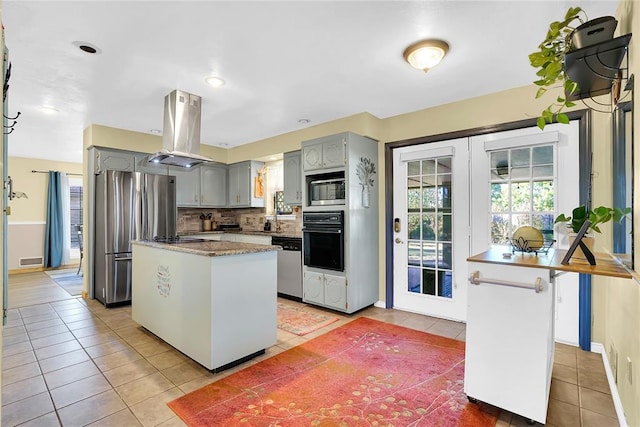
178, 207, 302, 234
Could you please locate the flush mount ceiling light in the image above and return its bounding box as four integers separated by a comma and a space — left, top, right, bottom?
403, 39, 449, 73
298, 118, 310, 124
205, 76, 225, 88
72, 41, 102, 55
41, 105, 58, 114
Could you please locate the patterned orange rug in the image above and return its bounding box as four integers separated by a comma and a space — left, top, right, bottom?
276, 302, 339, 336
168, 317, 498, 426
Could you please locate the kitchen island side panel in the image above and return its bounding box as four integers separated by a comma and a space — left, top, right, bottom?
132, 243, 278, 370
464, 262, 554, 424
132, 245, 213, 368
210, 251, 277, 368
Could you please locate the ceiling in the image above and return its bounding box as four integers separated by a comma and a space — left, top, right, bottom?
2, 1, 618, 164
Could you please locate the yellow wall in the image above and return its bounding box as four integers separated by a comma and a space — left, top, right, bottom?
589, 1, 640, 425
7, 157, 82, 222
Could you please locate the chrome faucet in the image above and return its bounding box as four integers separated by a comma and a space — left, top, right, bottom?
274, 213, 282, 232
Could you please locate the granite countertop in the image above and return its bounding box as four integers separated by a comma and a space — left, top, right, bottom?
181, 230, 302, 239
132, 240, 282, 257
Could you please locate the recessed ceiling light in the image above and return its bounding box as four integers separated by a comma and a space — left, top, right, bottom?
269, 156, 278, 161
298, 119, 310, 124
403, 39, 449, 72
41, 105, 58, 114
150, 129, 162, 134
72, 41, 102, 55
205, 76, 226, 88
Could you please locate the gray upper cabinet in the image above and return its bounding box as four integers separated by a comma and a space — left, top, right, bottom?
134, 153, 170, 175
171, 167, 201, 207
171, 163, 228, 208
94, 148, 135, 173
302, 134, 347, 171
228, 160, 265, 208
200, 163, 227, 207
283, 151, 302, 205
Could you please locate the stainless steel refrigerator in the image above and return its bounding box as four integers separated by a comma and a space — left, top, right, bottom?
94, 170, 176, 307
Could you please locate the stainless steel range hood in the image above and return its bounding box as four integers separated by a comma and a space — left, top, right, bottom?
148, 90, 213, 167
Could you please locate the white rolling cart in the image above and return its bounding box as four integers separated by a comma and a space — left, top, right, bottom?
465, 247, 630, 424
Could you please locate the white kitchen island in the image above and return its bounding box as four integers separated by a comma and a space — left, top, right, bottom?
131, 240, 279, 371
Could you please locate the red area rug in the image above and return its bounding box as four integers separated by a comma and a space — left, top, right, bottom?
276, 302, 339, 336
168, 317, 498, 426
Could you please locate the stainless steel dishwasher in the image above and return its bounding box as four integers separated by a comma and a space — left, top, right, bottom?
271, 236, 302, 299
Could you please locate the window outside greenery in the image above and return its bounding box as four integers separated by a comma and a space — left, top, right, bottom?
490, 145, 555, 245
406, 157, 453, 299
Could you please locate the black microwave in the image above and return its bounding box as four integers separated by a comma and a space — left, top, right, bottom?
308, 177, 345, 206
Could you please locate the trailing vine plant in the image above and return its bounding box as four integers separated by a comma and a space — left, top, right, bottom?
529, 6, 587, 129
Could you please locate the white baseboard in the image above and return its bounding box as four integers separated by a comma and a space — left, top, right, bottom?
591, 342, 627, 427
374, 300, 386, 309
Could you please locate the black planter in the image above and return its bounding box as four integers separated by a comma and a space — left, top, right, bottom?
570, 16, 617, 50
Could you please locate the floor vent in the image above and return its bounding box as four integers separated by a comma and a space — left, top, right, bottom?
19, 257, 44, 267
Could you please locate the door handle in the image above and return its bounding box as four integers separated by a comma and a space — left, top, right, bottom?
395, 238, 404, 244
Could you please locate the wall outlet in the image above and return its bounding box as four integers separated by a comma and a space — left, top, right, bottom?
627, 357, 633, 385
609, 344, 618, 384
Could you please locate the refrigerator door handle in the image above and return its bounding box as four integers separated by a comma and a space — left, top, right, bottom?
114, 257, 132, 262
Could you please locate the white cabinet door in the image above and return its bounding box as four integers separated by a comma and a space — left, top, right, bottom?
283, 151, 302, 205
200, 164, 227, 207
302, 142, 323, 171
324, 273, 347, 311
303, 271, 325, 305
322, 137, 346, 169
95, 148, 135, 173
171, 167, 200, 207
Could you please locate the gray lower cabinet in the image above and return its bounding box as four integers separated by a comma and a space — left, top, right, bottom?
303, 270, 347, 311
283, 151, 302, 205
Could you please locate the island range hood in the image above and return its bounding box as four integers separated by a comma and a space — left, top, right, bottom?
147, 89, 214, 167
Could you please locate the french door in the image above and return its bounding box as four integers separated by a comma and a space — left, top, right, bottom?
469, 122, 580, 344
392, 138, 469, 321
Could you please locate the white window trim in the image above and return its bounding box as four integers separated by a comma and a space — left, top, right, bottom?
484, 131, 559, 152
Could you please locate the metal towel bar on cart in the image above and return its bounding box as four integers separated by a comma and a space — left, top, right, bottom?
468, 270, 545, 293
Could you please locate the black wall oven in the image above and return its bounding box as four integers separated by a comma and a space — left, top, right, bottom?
302, 211, 344, 271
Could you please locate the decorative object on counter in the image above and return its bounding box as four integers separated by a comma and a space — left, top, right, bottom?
200, 212, 213, 231
168, 317, 498, 426
561, 220, 596, 265
528, 7, 620, 129
276, 302, 338, 336
263, 220, 271, 231
511, 225, 554, 255
356, 156, 376, 208
555, 205, 630, 263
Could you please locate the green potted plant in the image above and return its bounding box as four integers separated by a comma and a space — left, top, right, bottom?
554, 205, 631, 234
554, 205, 631, 257
529, 7, 618, 130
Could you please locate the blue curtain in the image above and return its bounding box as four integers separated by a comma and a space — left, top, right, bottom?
44, 171, 63, 268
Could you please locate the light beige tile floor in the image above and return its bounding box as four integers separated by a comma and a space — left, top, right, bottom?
1, 272, 620, 426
